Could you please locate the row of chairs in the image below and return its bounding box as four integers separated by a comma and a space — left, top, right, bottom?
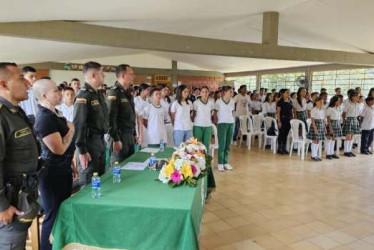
237, 114, 368, 161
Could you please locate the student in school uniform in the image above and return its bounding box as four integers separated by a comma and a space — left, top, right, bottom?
325, 96, 342, 159
293, 87, 308, 128
262, 92, 276, 118
142, 87, 168, 147
307, 92, 319, 118
250, 92, 262, 114
57, 87, 75, 122
171, 85, 193, 147
159, 84, 174, 146
342, 91, 361, 157
358, 96, 365, 114
276, 89, 293, 155
213, 86, 235, 172
307, 97, 326, 161
192, 86, 215, 152
232, 85, 251, 145
359, 97, 374, 155
134, 83, 151, 115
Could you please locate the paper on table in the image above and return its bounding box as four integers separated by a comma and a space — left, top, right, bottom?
122, 162, 148, 171
140, 148, 160, 153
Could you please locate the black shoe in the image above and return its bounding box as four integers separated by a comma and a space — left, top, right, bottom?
361, 151, 370, 155
278, 150, 285, 155
349, 152, 356, 157
369, 152, 373, 155
283, 150, 290, 154
311, 157, 319, 161
331, 154, 340, 159
293, 148, 298, 152
326, 155, 332, 160
265, 145, 271, 149
344, 152, 352, 157
317, 158, 322, 161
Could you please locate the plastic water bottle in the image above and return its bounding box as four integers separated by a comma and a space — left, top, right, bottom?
91, 172, 101, 198
149, 153, 157, 171
159, 140, 165, 152
113, 161, 121, 183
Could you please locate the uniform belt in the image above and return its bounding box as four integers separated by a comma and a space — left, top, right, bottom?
88, 131, 105, 139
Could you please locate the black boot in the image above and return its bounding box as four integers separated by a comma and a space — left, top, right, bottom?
278, 143, 285, 155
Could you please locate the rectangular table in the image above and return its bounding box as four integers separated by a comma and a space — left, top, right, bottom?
51, 148, 207, 250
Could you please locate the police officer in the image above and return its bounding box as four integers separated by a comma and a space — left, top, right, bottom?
74, 61, 108, 186
107, 64, 138, 163
0, 63, 39, 249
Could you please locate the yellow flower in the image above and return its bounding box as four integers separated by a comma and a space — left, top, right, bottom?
190, 138, 199, 145
181, 162, 193, 179
164, 162, 175, 177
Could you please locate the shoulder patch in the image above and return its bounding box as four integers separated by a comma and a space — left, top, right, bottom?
76, 98, 87, 104
91, 100, 100, 106
80, 88, 87, 91
121, 98, 129, 103
107, 95, 117, 101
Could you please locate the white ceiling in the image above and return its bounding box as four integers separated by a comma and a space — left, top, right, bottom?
0, 0, 372, 72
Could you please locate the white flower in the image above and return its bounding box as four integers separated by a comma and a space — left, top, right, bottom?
158, 170, 170, 183
174, 159, 184, 170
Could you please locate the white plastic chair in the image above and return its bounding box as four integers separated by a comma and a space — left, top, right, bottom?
238, 115, 249, 147
306, 118, 312, 132
247, 115, 264, 150
263, 117, 278, 154
289, 119, 311, 160
210, 124, 219, 158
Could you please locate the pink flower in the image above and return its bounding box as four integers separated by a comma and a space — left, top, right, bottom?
171, 170, 181, 183
191, 165, 197, 174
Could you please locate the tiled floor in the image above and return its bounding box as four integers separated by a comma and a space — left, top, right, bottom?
200, 144, 374, 250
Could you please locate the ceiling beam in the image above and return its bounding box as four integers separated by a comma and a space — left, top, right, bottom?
1, 21, 374, 66
262, 12, 279, 45
19, 61, 224, 77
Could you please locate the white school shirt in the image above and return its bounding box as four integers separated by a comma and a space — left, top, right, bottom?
325, 107, 341, 121
170, 100, 193, 130
142, 104, 168, 144
310, 107, 325, 120
19, 88, 38, 116
250, 101, 262, 112
343, 101, 360, 117
260, 95, 266, 103
134, 96, 149, 115
293, 99, 307, 112
262, 102, 276, 115
160, 98, 171, 123
56, 103, 74, 122
307, 101, 314, 111
193, 99, 214, 127
215, 98, 235, 124
360, 105, 374, 130
233, 94, 250, 117
358, 102, 365, 114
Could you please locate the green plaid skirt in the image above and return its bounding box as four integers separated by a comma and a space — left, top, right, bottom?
342, 117, 360, 135
307, 119, 326, 140
326, 120, 343, 138
296, 111, 308, 127
267, 112, 276, 118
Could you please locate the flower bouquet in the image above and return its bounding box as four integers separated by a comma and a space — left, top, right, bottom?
158, 138, 212, 188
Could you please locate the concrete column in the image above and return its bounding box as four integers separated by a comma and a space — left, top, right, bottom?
172, 60, 178, 88
262, 12, 279, 45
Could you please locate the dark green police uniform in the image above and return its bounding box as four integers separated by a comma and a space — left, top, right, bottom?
107, 81, 136, 163
0, 97, 39, 248
73, 83, 108, 186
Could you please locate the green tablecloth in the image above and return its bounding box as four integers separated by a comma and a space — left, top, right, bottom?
51, 148, 207, 250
